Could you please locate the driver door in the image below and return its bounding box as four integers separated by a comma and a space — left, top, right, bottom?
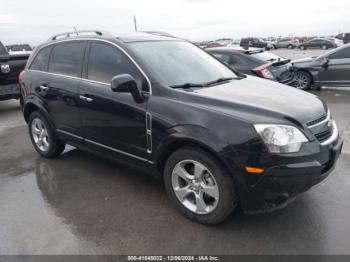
317, 46, 350, 86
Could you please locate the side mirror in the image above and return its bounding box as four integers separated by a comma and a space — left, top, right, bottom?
111, 74, 145, 103
320, 57, 329, 68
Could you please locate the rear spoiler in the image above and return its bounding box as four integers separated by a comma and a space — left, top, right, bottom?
271, 59, 291, 67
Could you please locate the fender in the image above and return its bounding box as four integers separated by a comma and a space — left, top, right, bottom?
23, 94, 51, 124
153, 124, 240, 176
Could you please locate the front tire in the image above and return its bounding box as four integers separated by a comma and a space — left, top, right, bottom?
294, 71, 312, 90
300, 45, 306, 50
322, 44, 328, 50
28, 111, 65, 158
163, 147, 238, 225
287, 44, 293, 49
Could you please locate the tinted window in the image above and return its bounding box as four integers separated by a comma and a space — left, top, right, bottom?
49, 42, 85, 77
87, 42, 143, 86
211, 53, 231, 64
128, 41, 236, 87
230, 53, 249, 66
30, 47, 52, 71
328, 47, 350, 59
280, 38, 290, 42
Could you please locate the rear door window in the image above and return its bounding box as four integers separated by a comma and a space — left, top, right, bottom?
30, 47, 52, 71
48, 42, 85, 77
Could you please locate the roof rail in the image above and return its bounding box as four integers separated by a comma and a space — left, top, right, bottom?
48, 30, 113, 41
141, 31, 177, 38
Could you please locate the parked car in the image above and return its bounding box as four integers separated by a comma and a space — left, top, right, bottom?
0, 41, 29, 102
335, 33, 350, 44
298, 38, 336, 50
240, 38, 268, 49
200, 42, 225, 49
6, 44, 33, 55
207, 47, 295, 85
292, 43, 350, 89
326, 37, 344, 47
274, 37, 299, 49
20, 30, 342, 224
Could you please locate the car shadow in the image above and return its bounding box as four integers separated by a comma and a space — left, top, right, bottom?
34, 148, 327, 254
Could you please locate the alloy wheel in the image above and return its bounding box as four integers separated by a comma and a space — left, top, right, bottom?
171, 160, 219, 214
294, 73, 309, 89
31, 118, 50, 152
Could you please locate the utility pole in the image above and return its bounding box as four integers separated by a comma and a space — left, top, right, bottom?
134, 16, 138, 32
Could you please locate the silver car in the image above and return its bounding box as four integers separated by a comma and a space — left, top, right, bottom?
274, 37, 300, 49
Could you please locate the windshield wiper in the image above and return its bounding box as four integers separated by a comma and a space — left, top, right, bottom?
170, 83, 205, 89
204, 77, 235, 86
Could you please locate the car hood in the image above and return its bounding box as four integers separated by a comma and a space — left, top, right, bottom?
178, 76, 327, 125
292, 57, 317, 64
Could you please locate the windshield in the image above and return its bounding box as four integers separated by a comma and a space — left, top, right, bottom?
128, 41, 237, 87
249, 51, 284, 62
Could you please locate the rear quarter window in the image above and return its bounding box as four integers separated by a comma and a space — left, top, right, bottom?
29, 47, 52, 71
48, 42, 85, 77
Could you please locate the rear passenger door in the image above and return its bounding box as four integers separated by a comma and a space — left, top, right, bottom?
78, 41, 149, 159
28, 41, 85, 137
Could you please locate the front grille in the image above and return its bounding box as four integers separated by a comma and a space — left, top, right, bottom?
314, 126, 333, 142
306, 114, 327, 127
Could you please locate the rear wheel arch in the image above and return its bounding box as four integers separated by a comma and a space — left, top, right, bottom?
23, 102, 54, 129
23, 102, 40, 123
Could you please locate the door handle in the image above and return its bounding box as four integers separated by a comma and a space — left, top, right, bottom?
79, 95, 93, 103
39, 85, 48, 91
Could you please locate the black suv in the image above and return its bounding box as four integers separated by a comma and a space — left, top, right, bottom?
21, 30, 342, 224
240, 38, 268, 49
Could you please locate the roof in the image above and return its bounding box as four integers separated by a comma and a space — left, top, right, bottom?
116, 32, 179, 43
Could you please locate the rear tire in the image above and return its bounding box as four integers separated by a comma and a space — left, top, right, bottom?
163, 146, 238, 225
28, 111, 65, 158
294, 71, 312, 90
287, 44, 293, 49
322, 44, 328, 50
300, 45, 306, 50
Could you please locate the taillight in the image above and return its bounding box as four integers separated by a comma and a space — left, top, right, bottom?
18, 70, 26, 84
256, 66, 274, 80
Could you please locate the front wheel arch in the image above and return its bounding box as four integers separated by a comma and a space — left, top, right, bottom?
294, 70, 313, 90
156, 139, 225, 176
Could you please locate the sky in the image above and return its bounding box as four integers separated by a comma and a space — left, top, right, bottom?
1, 0, 350, 45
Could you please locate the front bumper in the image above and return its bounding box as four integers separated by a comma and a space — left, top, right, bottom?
225, 136, 343, 214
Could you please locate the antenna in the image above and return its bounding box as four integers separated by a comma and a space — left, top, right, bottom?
73, 26, 78, 36
134, 16, 138, 32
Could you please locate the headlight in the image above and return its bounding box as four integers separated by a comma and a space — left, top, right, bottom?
254, 124, 308, 153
